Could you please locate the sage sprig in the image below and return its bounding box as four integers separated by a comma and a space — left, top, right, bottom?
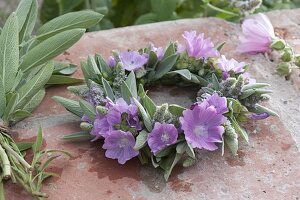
0, 0, 103, 199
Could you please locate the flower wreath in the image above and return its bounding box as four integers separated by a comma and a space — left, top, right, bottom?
54, 30, 277, 180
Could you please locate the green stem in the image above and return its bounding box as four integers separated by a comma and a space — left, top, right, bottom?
0, 142, 32, 171
206, 3, 239, 17
0, 144, 11, 180
0, 179, 5, 200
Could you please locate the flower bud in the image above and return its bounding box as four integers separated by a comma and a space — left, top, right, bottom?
96, 106, 108, 115
281, 49, 293, 62
294, 55, 300, 68
80, 122, 93, 131
270, 39, 285, 51
276, 62, 291, 76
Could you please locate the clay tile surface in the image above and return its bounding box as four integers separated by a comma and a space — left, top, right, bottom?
5, 9, 300, 200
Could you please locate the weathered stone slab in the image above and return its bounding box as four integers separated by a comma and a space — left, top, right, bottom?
5, 8, 300, 200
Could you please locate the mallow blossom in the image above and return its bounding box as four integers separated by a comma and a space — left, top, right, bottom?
103, 130, 139, 164
248, 112, 269, 120
180, 100, 226, 151
204, 93, 229, 114
119, 51, 148, 71
90, 114, 110, 140
150, 43, 164, 60
182, 31, 219, 59
147, 122, 178, 155
217, 55, 246, 80
238, 13, 275, 54
106, 98, 142, 131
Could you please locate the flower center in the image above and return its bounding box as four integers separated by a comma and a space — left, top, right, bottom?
119, 137, 129, 148
193, 125, 208, 137
161, 132, 170, 143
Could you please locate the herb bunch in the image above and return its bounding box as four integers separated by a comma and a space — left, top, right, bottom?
0, 0, 102, 199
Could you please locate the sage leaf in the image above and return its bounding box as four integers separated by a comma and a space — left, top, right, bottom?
36, 11, 103, 41
138, 84, 156, 118
167, 69, 192, 80
52, 96, 83, 117
164, 153, 182, 181
133, 97, 153, 132
16, 0, 38, 42
79, 100, 96, 121
102, 77, 115, 101
0, 12, 19, 92
168, 104, 185, 117
252, 104, 279, 117
3, 93, 19, 122
186, 143, 195, 159
163, 43, 176, 59
212, 73, 221, 91
20, 28, 85, 72
134, 130, 148, 150
230, 116, 248, 143
62, 131, 93, 141
12, 109, 31, 123
95, 54, 112, 75
23, 89, 45, 112
16, 62, 54, 109
154, 54, 178, 80
0, 78, 6, 117
121, 81, 133, 104
125, 71, 138, 98
47, 75, 83, 85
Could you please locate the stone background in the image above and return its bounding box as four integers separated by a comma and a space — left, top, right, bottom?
5, 8, 300, 200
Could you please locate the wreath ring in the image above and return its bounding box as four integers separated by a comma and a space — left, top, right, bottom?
54, 30, 277, 180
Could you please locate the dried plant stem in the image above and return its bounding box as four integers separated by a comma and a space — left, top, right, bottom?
0, 144, 11, 180
0, 141, 32, 171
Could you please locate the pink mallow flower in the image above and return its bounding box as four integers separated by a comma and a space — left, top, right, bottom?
217, 55, 246, 80
180, 101, 226, 151
182, 31, 219, 59
103, 130, 139, 164
119, 51, 148, 71
238, 13, 275, 54
147, 122, 178, 155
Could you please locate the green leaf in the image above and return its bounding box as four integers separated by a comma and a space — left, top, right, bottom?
224, 133, 238, 156
163, 43, 176, 59
133, 97, 153, 132
79, 100, 96, 121
186, 143, 195, 159
16, 141, 34, 152
183, 157, 196, 168
176, 142, 186, 154
168, 104, 185, 117
211, 73, 221, 91
16, 0, 38, 42
20, 28, 85, 72
52, 96, 83, 117
167, 69, 192, 80
125, 71, 138, 98
164, 153, 182, 181
41, 172, 60, 182
54, 63, 77, 75
138, 84, 156, 118
156, 145, 175, 158
32, 126, 43, 153
251, 104, 279, 117
0, 78, 6, 117
134, 130, 148, 150
12, 110, 31, 123
62, 132, 93, 141
87, 55, 101, 75
242, 83, 270, 91
151, 0, 177, 20
102, 77, 115, 101
216, 41, 226, 51
154, 54, 178, 80
0, 12, 19, 92
23, 89, 45, 112
36, 11, 103, 41
190, 74, 209, 86
121, 81, 133, 104
230, 117, 248, 143
2, 93, 19, 122
16, 62, 54, 109
47, 75, 83, 85
95, 54, 112, 75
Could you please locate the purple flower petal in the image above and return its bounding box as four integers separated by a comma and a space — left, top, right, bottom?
103, 130, 139, 164
147, 122, 178, 155
217, 55, 246, 80
119, 51, 148, 71
237, 13, 275, 54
